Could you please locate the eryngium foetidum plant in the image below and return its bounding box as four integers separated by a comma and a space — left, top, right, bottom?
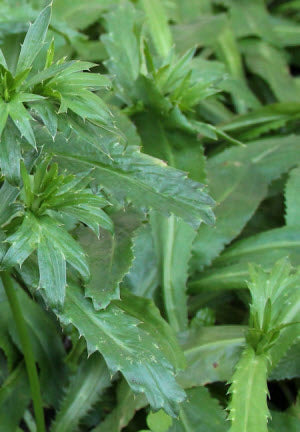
0, 3, 216, 430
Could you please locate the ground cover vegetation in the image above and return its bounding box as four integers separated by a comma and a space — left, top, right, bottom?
0, 0, 299, 431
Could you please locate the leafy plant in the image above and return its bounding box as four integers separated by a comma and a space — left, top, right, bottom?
0, 1, 299, 431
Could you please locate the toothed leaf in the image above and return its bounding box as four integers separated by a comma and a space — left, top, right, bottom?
59, 283, 186, 417
76, 209, 143, 310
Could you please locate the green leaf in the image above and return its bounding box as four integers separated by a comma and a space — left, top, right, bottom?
37, 216, 89, 307
8, 99, 35, 147
215, 26, 248, 114
270, 341, 300, 381
190, 226, 300, 292
0, 362, 30, 432
177, 326, 245, 388
150, 212, 196, 332
147, 410, 172, 432
16, 3, 52, 73
221, 102, 300, 140
2, 212, 89, 307
141, 0, 173, 57
269, 410, 300, 432
3, 285, 66, 407
228, 0, 278, 44
192, 134, 300, 271
241, 40, 300, 102
168, 386, 227, 432
0, 122, 21, 183
172, 14, 227, 54
92, 379, 147, 432
0, 181, 21, 227
37, 234, 66, 308
0, 99, 9, 136
1, 212, 40, 269
228, 347, 269, 432
59, 284, 186, 416
123, 223, 159, 299
30, 100, 58, 138
39, 127, 215, 228
285, 166, 300, 226
116, 291, 186, 371
76, 209, 143, 310
102, 2, 141, 98
51, 354, 111, 432
0, 47, 8, 69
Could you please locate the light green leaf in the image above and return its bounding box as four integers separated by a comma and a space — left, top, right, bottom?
59, 284, 186, 416
16, 3, 52, 73
228, 347, 269, 432
76, 209, 143, 310
51, 354, 110, 432
168, 386, 227, 432
285, 166, 300, 226
178, 326, 245, 388
147, 410, 172, 432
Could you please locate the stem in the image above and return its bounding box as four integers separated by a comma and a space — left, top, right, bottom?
0, 271, 46, 432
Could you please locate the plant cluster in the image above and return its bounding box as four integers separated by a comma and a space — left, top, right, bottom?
0, 1, 299, 432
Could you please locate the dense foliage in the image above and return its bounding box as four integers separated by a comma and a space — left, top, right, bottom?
0, 1, 299, 431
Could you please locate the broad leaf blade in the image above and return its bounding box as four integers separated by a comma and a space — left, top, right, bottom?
77, 209, 143, 310
39, 127, 215, 228
59, 284, 186, 416
178, 326, 245, 388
